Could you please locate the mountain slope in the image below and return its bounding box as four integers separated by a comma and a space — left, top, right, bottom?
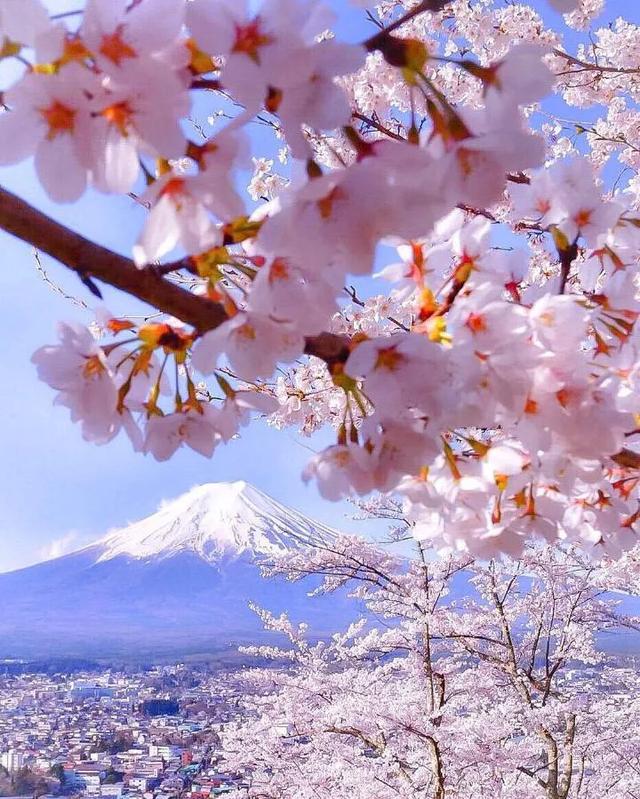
0, 482, 354, 659
96, 481, 337, 563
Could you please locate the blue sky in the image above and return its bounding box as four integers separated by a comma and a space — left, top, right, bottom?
0, 0, 636, 572
0, 0, 378, 573
0, 170, 369, 572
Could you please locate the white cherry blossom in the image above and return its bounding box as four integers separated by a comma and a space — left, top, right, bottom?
80, 0, 188, 75
143, 405, 221, 461
302, 444, 374, 500
14, 0, 640, 560
31, 322, 120, 443
86, 68, 190, 194
191, 312, 304, 380
0, 66, 98, 202
0, 0, 52, 49
132, 171, 221, 266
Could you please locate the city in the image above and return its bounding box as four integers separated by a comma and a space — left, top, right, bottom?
3, 654, 640, 799
0, 665, 253, 799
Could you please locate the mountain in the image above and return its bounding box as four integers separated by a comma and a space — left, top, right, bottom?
0, 482, 356, 660
95, 481, 337, 563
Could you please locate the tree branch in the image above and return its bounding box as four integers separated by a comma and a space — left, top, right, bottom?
0, 0, 455, 370
0, 185, 350, 364
0, 186, 227, 331
611, 449, 640, 470
353, 111, 407, 142
553, 48, 640, 76
364, 0, 451, 52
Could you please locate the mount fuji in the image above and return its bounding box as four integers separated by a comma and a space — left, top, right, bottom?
0, 482, 357, 660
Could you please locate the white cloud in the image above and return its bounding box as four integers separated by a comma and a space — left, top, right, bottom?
0, 530, 97, 574
37, 531, 86, 562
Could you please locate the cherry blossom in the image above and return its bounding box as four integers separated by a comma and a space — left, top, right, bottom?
80, 0, 188, 75
220, 525, 640, 799
194, 126, 251, 220
275, 39, 365, 158
248, 254, 338, 335
132, 170, 222, 266
7, 0, 640, 559
11, 0, 640, 768
345, 332, 448, 417
0, 66, 99, 202
0, 0, 52, 49
476, 43, 555, 109
187, 0, 362, 154
302, 445, 374, 500
214, 390, 279, 442
143, 405, 221, 461
191, 311, 304, 380
31, 322, 120, 444
85, 67, 191, 194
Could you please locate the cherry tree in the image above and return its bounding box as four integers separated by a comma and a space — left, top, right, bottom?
218, 508, 640, 798
3, 0, 640, 556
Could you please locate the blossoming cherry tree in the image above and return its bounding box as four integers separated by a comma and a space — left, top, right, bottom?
2, 0, 640, 558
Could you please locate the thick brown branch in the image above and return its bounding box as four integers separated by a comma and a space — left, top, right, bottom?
611, 448, 640, 470
303, 331, 352, 371
190, 78, 222, 91
0, 185, 349, 364
558, 239, 579, 294
0, 186, 227, 331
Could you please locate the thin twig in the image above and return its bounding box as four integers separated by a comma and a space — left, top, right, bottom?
364, 0, 452, 52
33, 250, 88, 310
0, 185, 350, 367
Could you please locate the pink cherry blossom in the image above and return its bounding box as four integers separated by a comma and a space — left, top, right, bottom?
132, 171, 221, 266
195, 126, 251, 220
214, 390, 279, 442
13, 0, 640, 562
276, 39, 365, 158
0, 66, 98, 202
248, 254, 339, 335
483, 43, 555, 108
345, 332, 448, 417
84, 68, 191, 194
80, 0, 187, 75
0, 0, 52, 48
31, 322, 120, 443
191, 311, 304, 380
143, 405, 221, 461
302, 444, 374, 500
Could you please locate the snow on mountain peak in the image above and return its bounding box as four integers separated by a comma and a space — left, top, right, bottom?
95, 481, 338, 564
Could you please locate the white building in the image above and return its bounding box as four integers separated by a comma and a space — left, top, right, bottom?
68, 682, 114, 701
148, 745, 182, 760
101, 783, 124, 797
1, 749, 26, 772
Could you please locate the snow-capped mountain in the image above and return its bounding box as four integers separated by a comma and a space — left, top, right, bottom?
0, 483, 354, 660
95, 481, 337, 564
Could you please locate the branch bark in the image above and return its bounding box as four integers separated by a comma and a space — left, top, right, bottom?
0, 186, 351, 365
364, 0, 451, 52
0, 185, 228, 332
612, 448, 640, 470
553, 48, 640, 76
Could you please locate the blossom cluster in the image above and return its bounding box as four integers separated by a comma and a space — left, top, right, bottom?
8, 0, 640, 557
220, 532, 640, 799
